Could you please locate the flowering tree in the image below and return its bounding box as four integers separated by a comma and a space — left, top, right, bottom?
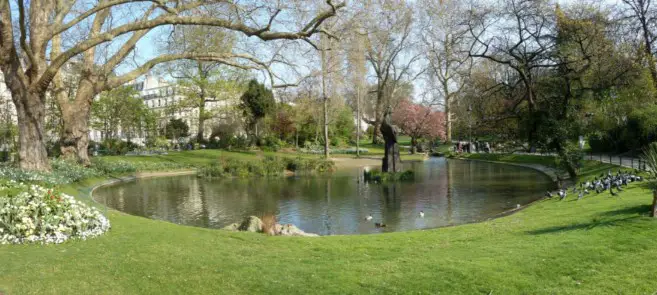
392, 99, 445, 153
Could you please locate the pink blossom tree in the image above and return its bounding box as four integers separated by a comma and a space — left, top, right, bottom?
392, 99, 446, 153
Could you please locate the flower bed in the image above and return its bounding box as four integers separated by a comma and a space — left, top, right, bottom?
0, 181, 110, 244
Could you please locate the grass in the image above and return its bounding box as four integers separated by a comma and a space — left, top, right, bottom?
2, 153, 657, 294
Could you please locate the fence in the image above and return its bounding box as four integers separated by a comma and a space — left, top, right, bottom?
464, 146, 649, 171
586, 153, 646, 171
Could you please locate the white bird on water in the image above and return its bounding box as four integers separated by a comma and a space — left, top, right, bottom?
365, 214, 373, 221
419, 211, 425, 218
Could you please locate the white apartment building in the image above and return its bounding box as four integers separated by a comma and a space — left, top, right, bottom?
89, 74, 239, 145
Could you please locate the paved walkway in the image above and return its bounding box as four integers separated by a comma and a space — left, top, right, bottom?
477, 150, 647, 171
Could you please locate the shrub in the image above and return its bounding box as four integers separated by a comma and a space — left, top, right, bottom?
0, 181, 110, 244
198, 156, 334, 178
363, 169, 415, 183
91, 158, 137, 174
261, 135, 283, 152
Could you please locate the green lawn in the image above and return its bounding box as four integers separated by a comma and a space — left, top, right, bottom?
2, 153, 657, 294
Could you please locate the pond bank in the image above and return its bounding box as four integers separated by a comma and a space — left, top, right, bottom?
2, 151, 655, 294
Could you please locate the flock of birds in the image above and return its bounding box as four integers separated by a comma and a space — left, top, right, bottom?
365, 211, 424, 228
546, 169, 643, 201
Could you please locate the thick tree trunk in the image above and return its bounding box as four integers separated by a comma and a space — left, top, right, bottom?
59, 83, 94, 165
14, 91, 50, 171
60, 110, 91, 165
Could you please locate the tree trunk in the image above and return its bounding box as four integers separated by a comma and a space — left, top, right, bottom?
59, 83, 95, 165
372, 90, 383, 144
197, 104, 205, 143
356, 85, 361, 157
323, 97, 329, 159
445, 96, 452, 143
320, 39, 330, 159
651, 190, 657, 218
640, 16, 657, 90
14, 91, 50, 171
410, 137, 417, 154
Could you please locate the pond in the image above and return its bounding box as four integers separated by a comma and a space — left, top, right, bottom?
93, 158, 555, 235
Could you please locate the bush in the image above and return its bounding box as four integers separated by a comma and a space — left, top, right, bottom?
199, 156, 334, 178
261, 135, 283, 152
363, 169, 414, 183
0, 181, 110, 244
91, 158, 137, 174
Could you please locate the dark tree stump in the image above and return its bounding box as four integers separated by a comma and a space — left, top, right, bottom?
380, 107, 401, 173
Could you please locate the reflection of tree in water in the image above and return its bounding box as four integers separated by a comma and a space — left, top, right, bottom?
323, 178, 332, 235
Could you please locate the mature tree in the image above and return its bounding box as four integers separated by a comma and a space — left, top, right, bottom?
393, 99, 445, 153
419, 0, 471, 143
91, 86, 153, 143
620, 0, 657, 89
467, 0, 557, 150
347, 25, 368, 156
363, 0, 422, 144
0, 0, 345, 170
240, 80, 276, 142
165, 24, 247, 143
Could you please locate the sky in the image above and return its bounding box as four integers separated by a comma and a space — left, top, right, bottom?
118, 0, 628, 102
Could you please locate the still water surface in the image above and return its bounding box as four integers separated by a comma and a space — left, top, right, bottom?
94, 158, 554, 235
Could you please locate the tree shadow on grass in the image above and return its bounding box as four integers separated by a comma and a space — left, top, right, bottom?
525, 216, 641, 235
597, 204, 652, 217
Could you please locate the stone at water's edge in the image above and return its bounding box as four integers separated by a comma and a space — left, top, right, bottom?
223, 216, 318, 236
278, 224, 319, 237
238, 216, 263, 232
222, 223, 239, 231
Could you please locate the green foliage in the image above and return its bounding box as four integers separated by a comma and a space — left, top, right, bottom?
330, 106, 356, 146
240, 79, 275, 126
641, 142, 657, 189
363, 169, 415, 183
198, 156, 335, 178
92, 86, 156, 141
260, 135, 284, 152
161, 118, 190, 141
95, 139, 141, 156
555, 141, 583, 177
90, 158, 137, 174
198, 157, 281, 178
